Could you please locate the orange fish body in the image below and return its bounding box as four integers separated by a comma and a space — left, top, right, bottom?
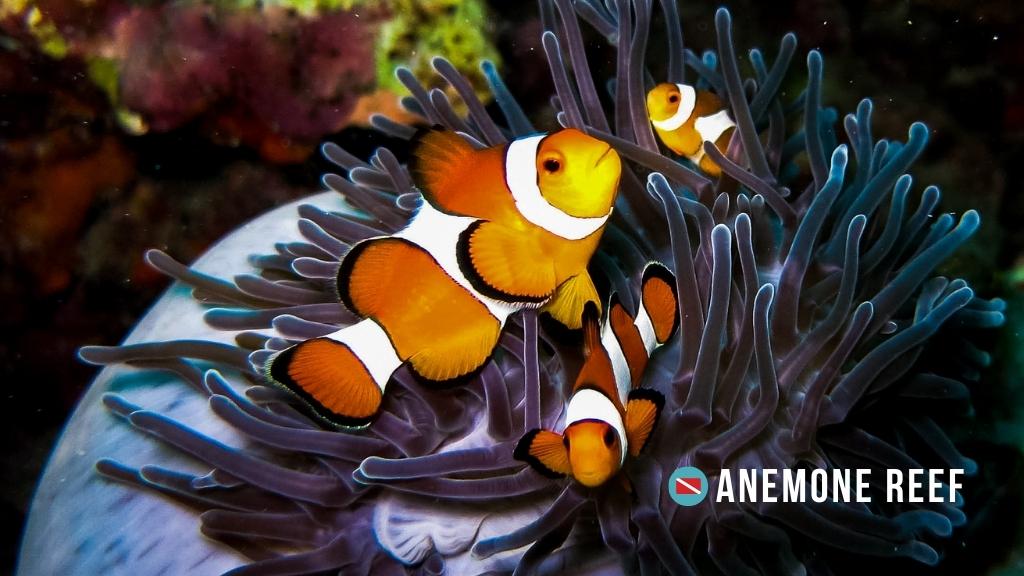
515, 263, 680, 488
268, 128, 621, 428
646, 82, 735, 177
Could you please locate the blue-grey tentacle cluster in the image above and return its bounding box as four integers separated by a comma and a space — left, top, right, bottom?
78, 1, 1003, 574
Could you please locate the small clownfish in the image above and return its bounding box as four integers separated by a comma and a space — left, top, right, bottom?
514, 263, 680, 488
267, 128, 622, 428
646, 82, 736, 177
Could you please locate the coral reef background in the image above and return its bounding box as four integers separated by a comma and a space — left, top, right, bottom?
1, 0, 1022, 574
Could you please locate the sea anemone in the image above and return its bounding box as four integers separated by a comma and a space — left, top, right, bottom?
22, 0, 1004, 574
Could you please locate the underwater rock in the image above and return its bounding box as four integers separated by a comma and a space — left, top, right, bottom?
18, 193, 342, 575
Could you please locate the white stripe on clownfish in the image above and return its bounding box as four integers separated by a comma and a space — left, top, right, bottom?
694, 109, 735, 145
601, 318, 633, 402
686, 109, 736, 167
633, 299, 658, 355
395, 202, 529, 323
505, 135, 612, 241
650, 83, 697, 132
565, 388, 628, 466
324, 319, 402, 392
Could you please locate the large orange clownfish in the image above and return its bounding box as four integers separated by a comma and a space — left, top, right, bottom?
267, 128, 622, 428
514, 263, 679, 488
646, 82, 735, 177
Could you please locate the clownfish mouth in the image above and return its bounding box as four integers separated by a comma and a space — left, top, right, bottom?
594, 144, 614, 167
576, 472, 607, 487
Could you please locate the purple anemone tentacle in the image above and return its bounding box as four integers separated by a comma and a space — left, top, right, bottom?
471, 484, 585, 559
352, 467, 552, 501
678, 224, 732, 428
358, 441, 518, 481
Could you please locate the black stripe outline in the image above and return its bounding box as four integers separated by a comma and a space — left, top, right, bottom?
455, 220, 550, 304
513, 428, 567, 479
625, 387, 665, 454
641, 261, 681, 342
335, 237, 378, 315
265, 338, 379, 429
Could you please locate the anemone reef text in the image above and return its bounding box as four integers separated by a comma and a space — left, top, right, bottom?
714, 468, 964, 503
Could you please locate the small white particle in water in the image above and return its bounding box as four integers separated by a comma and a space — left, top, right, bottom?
907, 19, 913, 25
993, 35, 999, 40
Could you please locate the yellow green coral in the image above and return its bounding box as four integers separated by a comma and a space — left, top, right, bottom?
375, 0, 500, 110
23, 6, 68, 58
205, 0, 379, 16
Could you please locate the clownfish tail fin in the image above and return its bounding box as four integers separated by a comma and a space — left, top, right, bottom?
266, 335, 384, 429
640, 262, 680, 346
514, 428, 571, 478
625, 388, 665, 457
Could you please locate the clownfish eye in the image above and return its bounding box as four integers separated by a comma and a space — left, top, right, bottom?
668, 93, 679, 104
543, 158, 562, 173
603, 428, 616, 447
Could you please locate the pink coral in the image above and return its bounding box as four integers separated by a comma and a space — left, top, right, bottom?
114, 4, 231, 132
227, 9, 376, 141
110, 4, 375, 144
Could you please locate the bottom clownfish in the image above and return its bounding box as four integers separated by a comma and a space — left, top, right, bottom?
514, 263, 680, 488
646, 82, 736, 177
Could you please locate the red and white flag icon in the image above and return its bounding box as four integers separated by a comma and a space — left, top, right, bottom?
675, 477, 702, 495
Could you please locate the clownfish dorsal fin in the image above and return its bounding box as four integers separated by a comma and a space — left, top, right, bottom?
640, 262, 680, 345
625, 388, 664, 457
409, 126, 477, 213
514, 428, 571, 478
581, 301, 602, 357
575, 304, 618, 399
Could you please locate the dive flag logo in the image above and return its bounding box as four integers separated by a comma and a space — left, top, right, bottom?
675, 476, 702, 495
668, 466, 708, 506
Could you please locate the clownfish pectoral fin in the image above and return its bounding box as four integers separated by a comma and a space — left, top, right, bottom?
540, 272, 601, 330
625, 388, 665, 457
641, 262, 680, 345
409, 127, 477, 215
514, 428, 571, 478
267, 337, 383, 429
458, 221, 555, 303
